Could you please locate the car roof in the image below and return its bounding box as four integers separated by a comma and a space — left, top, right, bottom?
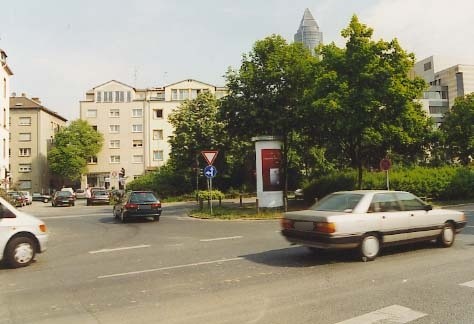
333, 190, 409, 195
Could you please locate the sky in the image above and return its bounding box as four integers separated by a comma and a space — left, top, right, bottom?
1, 0, 474, 121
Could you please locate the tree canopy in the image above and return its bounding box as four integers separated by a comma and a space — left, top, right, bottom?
48, 120, 103, 181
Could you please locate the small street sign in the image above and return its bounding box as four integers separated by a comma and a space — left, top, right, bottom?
380, 158, 391, 171
201, 150, 219, 165
204, 165, 217, 178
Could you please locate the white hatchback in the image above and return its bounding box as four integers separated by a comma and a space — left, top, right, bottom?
281, 190, 467, 261
0, 196, 48, 268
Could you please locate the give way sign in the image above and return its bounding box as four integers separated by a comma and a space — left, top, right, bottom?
201, 150, 219, 165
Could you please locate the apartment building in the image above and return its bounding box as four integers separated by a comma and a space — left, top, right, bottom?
79, 79, 227, 189
9, 94, 67, 193
0, 49, 13, 189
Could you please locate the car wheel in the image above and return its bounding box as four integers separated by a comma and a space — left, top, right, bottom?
5, 236, 36, 268
86, 200, 90, 206
153, 215, 160, 222
437, 222, 455, 247
43, 198, 48, 203
359, 234, 380, 262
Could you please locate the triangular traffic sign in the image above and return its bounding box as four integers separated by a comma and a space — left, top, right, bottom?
201, 150, 219, 165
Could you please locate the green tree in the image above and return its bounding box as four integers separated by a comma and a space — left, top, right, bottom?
168, 92, 228, 184
220, 35, 318, 196
48, 120, 103, 182
440, 93, 474, 165
307, 15, 432, 188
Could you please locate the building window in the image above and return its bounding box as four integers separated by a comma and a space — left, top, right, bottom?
424, 61, 432, 71
92, 125, 98, 131
171, 89, 178, 100
19, 133, 32, 141
133, 140, 143, 147
132, 155, 144, 163
3, 78, 6, 98
19, 164, 32, 172
154, 109, 163, 118
132, 124, 143, 133
153, 129, 163, 140
109, 109, 120, 117
19, 180, 32, 190
127, 91, 131, 102
104, 91, 113, 102
109, 140, 120, 148
87, 109, 97, 118
132, 108, 143, 117
153, 150, 164, 161
3, 139, 5, 159
19, 117, 31, 125
19, 148, 31, 157
88, 156, 98, 164
110, 155, 120, 163
179, 89, 189, 100
96, 91, 102, 102
109, 125, 120, 133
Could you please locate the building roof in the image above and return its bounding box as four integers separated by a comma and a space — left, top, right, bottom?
86, 80, 137, 94
9, 96, 68, 122
299, 8, 319, 29
163, 78, 221, 89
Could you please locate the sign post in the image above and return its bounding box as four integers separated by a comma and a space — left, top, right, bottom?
380, 158, 392, 190
204, 165, 217, 215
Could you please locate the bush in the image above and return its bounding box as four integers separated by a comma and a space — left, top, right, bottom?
197, 190, 225, 200
303, 166, 474, 201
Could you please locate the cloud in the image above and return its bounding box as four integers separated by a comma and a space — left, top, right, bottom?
362, 0, 474, 62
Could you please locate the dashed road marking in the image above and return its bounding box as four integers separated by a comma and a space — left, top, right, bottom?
200, 236, 243, 242
40, 213, 109, 219
334, 305, 427, 324
89, 244, 151, 254
97, 257, 243, 279
460, 280, 474, 288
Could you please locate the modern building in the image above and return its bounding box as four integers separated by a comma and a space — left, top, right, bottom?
414, 56, 474, 125
0, 49, 13, 189
294, 8, 323, 55
9, 94, 67, 193
79, 79, 227, 189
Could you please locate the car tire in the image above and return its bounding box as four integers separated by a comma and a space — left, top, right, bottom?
437, 222, 455, 247
359, 234, 380, 262
5, 236, 36, 268
153, 215, 160, 222
43, 198, 48, 203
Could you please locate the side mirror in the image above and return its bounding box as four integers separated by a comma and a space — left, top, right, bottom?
424, 204, 433, 211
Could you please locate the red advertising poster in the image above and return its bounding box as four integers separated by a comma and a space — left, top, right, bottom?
261, 149, 282, 191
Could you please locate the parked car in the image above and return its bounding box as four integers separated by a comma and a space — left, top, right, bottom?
87, 189, 110, 206
75, 188, 87, 199
281, 190, 468, 261
0, 196, 48, 268
20, 191, 33, 205
32, 193, 52, 203
7, 192, 24, 207
113, 191, 162, 222
52, 190, 75, 207
61, 187, 76, 199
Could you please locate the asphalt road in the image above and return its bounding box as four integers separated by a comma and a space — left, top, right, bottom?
1, 199, 473, 324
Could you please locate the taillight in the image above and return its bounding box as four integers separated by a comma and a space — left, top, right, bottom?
313, 222, 336, 233
125, 203, 138, 209
280, 218, 294, 230
39, 224, 47, 232
151, 203, 161, 208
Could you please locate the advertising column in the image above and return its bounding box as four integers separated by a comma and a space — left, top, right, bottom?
252, 136, 283, 208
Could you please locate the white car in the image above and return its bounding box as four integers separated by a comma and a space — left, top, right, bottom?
0, 196, 48, 268
281, 190, 467, 261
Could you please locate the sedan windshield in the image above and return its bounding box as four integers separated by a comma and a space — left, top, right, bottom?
310, 193, 364, 212
130, 192, 157, 203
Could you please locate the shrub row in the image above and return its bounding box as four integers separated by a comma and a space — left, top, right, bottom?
303, 166, 474, 202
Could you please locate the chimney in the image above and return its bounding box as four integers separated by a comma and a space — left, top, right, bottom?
11, 92, 16, 97
32, 97, 41, 104
21, 93, 27, 97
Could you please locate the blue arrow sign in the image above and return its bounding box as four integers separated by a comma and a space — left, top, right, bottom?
204, 165, 217, 178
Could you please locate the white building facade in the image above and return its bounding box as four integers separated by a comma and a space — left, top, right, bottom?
0, 49, 13, 189
79, 79, 227, 189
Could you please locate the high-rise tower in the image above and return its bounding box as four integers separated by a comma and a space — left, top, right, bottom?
294, 8, 323, 55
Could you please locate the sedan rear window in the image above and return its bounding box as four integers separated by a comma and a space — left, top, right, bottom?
310, 193, 363, 212
130, 192, 157, 203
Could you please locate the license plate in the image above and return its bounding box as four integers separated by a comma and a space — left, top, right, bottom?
139, 205, 151, 210
293, 221, 313, 231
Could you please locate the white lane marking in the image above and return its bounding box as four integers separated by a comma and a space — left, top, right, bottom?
200, 236, 243, 242
89, 244, 151, 254
466, 225, 474, 228
98, 257, 243, 279
41, 213, 109, 219
460, 280, 474, 288
335, 305, 427, 324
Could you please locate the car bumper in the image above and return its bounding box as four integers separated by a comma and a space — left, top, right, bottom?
124, 209, 162, 218
281, 229, 361, 249
36, 233, 48, 253
89, 199, 110, 204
